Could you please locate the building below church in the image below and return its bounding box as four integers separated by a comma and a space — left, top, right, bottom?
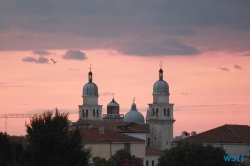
172, 124, 250, 157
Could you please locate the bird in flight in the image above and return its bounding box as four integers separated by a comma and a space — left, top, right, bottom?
51, 58, 57, 64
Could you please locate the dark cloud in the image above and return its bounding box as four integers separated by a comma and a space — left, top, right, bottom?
22, 57, 37, 62
33, 50, 52, 56
1, 1, 250, 55
99, 92, 113, 96
62, 50, 88, 60
0, 18, 8, 32
113, 39, 201, 56
22, 56, 49, 64
37, 57, 49, 63
217, 67, 230, 72
242, 53, 250, 56
68, 68, 80, 72
165, 28, 198, 36
234, 65, 243, 70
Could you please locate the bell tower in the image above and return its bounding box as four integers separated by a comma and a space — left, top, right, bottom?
78, 64, 102, 122
148, 62, 175, 150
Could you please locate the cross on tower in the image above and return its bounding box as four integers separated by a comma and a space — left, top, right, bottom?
89, 64, 92, 71
112, 92, 114, 99
159, 61, 163, 69
133, 97, 136, 103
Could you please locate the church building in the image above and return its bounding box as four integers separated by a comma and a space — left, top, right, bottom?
75, 63, 175, 165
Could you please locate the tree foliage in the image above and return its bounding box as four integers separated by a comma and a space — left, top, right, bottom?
157, 143, 234, 166
90, 149, 143, 166
91, 157, 110, 166
0, 132, 12, 166
0, 132, 24, 166
8, 137, 25, 166
24, 110, 91, 166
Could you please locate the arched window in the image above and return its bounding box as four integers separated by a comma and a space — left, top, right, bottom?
86, 109, 88, 117
93, 109, 95, 117
96, 109, 99, 117
153, 108, 155, 116
156, 108, 159, 116
83, 109, 85, 117
167, 108, 170, 116
164, 108, 166, 116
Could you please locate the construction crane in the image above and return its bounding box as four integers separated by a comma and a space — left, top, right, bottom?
0, 108, 59, 133
0, 114, 33, 133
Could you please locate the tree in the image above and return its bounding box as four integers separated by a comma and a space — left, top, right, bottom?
157, 143, 234, 166
90, 149, 143, 166
0, 132, 25, 166
91, 157, 109, 166
24, 110, 91, 166
109, 149, 143, 166
8, 137, 25, 166
0, 132, 12, 166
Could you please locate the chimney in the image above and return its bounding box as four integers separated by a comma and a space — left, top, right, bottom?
99, 126, 104, 134
182, 131, 188, 136
182, 131, 190, 139
191, 131, 197, 136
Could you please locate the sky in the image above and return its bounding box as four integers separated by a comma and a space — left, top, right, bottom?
0, 0, 250, 137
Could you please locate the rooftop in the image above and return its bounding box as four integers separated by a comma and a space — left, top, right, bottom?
73, 121, 149, 133
107, 98, 119, 106
80, 127, 145, 143
89, 121, 149, 133
145, 147, 164, 155
173, 124, 250, 144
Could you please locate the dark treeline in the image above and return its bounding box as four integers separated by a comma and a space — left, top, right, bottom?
0, 111, 91, 166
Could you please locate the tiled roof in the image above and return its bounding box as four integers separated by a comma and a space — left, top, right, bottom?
72, 122, 92, 127
75, 121, 149, 133
81, 127, 145, 143
173, 124, 250, 143
145, 147, 164, 155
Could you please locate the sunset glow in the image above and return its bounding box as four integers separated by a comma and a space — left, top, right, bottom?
0, 1, 250, 137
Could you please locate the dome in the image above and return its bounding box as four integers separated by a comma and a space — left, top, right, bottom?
124, 102, 144, 124
82, 69, 98, 96
83, 82, 98, 96
153, 80, 169, 94
153, 66, 169, 94
108, 98, 119, 106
